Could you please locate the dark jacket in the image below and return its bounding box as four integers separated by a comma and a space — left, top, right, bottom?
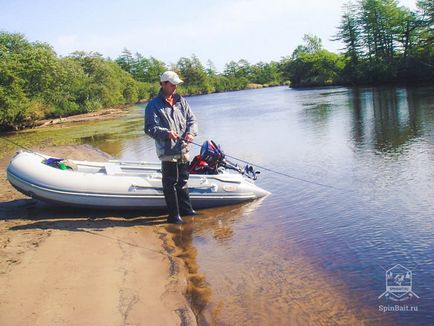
144, 90, 198, 161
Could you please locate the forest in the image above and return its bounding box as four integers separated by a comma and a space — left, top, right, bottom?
0, 0, 432, 131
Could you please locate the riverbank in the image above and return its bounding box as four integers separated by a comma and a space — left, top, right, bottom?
0, 84, 288, 134
33, 105, 133, 129
0, 145, 196, 325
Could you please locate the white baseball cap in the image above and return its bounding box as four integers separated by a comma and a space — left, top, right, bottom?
160, 71, 183, 85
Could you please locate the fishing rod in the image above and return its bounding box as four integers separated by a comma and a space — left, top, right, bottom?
3, 135, 340, 191
2, 136, 32, 151
182, 137, 341, 191
1, 137, 48, 160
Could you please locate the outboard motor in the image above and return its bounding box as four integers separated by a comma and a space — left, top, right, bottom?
200, 140, 224, 170
189, 140, 261, 180
189, 140, 223, 175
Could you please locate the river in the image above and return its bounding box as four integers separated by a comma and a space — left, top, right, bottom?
3, 85, 434, 325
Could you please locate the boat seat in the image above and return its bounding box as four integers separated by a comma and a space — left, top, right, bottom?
105, 163, 122, 175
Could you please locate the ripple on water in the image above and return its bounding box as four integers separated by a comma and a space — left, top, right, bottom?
15, 85, 431, 325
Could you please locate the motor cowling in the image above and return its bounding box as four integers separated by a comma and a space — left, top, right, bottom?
199, 140, 224, 169
189, 140, 261, 180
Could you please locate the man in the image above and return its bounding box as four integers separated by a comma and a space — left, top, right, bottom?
145, 71, 198, 224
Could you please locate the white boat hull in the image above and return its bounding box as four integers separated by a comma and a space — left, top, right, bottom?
7, 151, 270, 209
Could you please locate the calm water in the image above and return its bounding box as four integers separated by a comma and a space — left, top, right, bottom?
5, 85, 434, 325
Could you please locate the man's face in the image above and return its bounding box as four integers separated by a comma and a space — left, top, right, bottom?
161, 81, 177, 97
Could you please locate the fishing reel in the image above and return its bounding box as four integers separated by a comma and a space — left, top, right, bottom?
243, 164, 260, 180
220, 159, 260, 180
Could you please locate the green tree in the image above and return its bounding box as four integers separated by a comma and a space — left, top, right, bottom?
115, 48, 134, 72
0, 33, 30, 129
359, 0, 409, 67
0, 55, 30, 129
19, 43, 64, 103
414, 0, 433, 53
132, 54, 166, 82
250, 61, 282, 85
223, 59, 252, 79
0, 33, 62, 128
223, 59, 251, 89
0, 32, 31, 55
53, 57, 87, 116
287, 35, 346, 87
68, 51, 143, 110
334, 0, 433, 83
115, 51, 166, 83
292, 34, 323, 59
0, 32, 154, 131
176, 55, 211, 94
209, 75, 231, 92
206, 59, 217, 76
334, 3, 363, 64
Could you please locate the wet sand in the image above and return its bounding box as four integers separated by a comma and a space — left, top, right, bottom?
0, 145, 196, 326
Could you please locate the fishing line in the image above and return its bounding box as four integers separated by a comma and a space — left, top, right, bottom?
4, 135, 343, 191
1, 137, 47, 159
185, 138, 343, 191
2, 136, 33, 151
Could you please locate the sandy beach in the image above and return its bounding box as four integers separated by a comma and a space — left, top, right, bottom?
0, 145, 196, 326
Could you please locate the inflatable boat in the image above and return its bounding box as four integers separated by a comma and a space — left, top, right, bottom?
6, 150, 270, 209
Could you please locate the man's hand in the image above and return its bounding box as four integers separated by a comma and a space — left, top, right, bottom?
184, 133, 194, 143
167, 131, 179, 140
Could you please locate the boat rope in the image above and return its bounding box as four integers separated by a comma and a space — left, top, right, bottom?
185, 138, 342, 191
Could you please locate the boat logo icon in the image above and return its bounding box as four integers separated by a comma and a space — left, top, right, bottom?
378, 264, 419, 301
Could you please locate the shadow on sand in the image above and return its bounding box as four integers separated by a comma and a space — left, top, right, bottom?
0, 198, 169, 231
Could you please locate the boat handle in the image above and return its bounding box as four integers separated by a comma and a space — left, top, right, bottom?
128, 183, 163, 191
130, 183, 217, 192
199, 177, 208, 185
194, 184, 215, 189
147, 173, 162, 180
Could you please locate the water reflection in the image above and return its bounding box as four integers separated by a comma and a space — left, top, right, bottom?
303, 103, 334, 126
349, 87, 433, 153
192, 199, 267, 243
164, 199, 268, 324
3, 85, 433, 325
76, 86, 434, 325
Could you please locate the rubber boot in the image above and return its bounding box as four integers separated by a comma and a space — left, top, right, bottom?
164, 188, 184, 224
177, 162, 197, 216
162, 161, 184, 224
177, 187, 197, 216
167, 214, 184, 224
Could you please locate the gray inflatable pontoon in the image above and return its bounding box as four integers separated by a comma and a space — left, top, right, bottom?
7, 151, 270, 209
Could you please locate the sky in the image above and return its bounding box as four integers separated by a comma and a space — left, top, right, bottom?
1, 0, 418, 72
